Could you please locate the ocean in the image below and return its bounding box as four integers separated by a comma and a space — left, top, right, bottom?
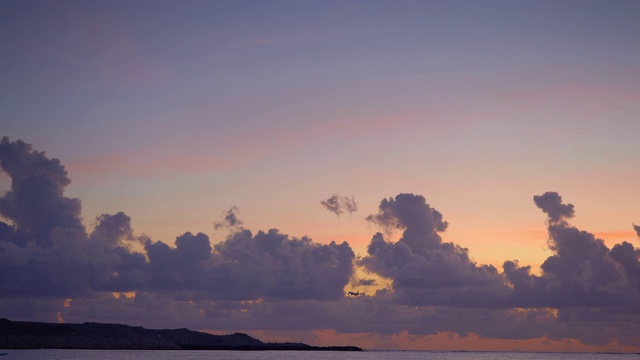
1, 350, 638, 360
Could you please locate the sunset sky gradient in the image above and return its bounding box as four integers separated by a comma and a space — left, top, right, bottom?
1, 0, 640, 352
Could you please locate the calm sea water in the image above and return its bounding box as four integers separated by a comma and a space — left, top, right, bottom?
1, 350, 638, 360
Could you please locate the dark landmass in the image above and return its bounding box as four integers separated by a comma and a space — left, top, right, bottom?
0, 318, 361, 351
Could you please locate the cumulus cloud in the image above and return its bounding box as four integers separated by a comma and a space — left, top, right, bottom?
533, 191, 574, 224
0, 137, 146, 297
2, 137, 640, 350
360, 192, 640, 315
320, 194, 357, 216
634, 223, 640, 238
212, 229, 354, 300
504, 192, 640, 308
142, 229, 355, 300
360, 194, 509, 307
0, 136, 84, 247
0, 137, 355, 302
90, 212, 135, 246
214, 206, 243, 230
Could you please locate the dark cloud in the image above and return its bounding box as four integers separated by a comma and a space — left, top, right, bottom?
0, 211, 148, 297
607, 241, 640, 290
214, 206, 243, 230
90, 212, 135, 247
533, 191, 574, 224
2, 137, 640, 349
0, 137, 84, 247
144, 232, 213, 291
634, 223, 640, 238
504, 193, 640, 308
0, 138, 354, 302
320, 194, 357, 216
49, 292, 640, 349
142, 228, 355, 300
0, 137, 147, 297
358, 278, 377, 286
365, 194, 448, 250
211, 229, 354, 300
361, 193, 510, 307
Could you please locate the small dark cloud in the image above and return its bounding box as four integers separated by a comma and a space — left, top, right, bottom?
214, 206, 243, 230
320, 194, 357, 216
90, 212, 135, 247
533, 191, 574, 224
358, 278, 376, 286
634, 223, 640, 238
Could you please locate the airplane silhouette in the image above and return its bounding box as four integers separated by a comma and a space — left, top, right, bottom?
347, 290, 361, 296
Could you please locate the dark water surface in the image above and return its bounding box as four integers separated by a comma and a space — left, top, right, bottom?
2, 350, 638, 360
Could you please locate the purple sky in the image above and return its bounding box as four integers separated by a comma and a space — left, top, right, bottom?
1, 0, 640, 352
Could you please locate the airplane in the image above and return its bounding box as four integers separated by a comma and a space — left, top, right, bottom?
347, 290, 361, 296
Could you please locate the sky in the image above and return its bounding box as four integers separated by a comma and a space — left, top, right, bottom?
1, 0, 640, 352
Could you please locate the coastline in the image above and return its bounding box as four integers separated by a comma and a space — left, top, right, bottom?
0, 318, 361, 351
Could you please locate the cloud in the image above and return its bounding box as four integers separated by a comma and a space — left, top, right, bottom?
533, 191, 575, 224
0, 137, 354, 302
143, 228, 355, 300
360, 194, 510, 307
359, 192, 640, 320
504, 192, 640, 308
214, 206, 243, 230
358, 278, 377, 286
144, 232, 213, 292
2, 137, 640, 350
0, 137, 84, 247
49, 291, 640, 349
212, 229, 354, 300
90, 212, 135, 247
320, 194, 358, 216
634, 223, 640, 238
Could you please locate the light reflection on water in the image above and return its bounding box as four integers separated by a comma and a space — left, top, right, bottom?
2, 350, 638, 360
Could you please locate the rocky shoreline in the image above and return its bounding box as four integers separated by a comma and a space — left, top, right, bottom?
0, 318, 361, 351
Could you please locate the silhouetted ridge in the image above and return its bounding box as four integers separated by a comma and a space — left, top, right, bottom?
0, 318, 361, 351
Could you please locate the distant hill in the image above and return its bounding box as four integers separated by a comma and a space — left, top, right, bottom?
0, 318, 361, 351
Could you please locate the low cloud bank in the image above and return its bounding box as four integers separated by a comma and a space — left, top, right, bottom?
1, 137, 639, 348
0, 137, 354, 301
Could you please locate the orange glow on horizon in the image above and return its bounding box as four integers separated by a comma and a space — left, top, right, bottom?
312, 330, 640, 353
198, 328, 640, 353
